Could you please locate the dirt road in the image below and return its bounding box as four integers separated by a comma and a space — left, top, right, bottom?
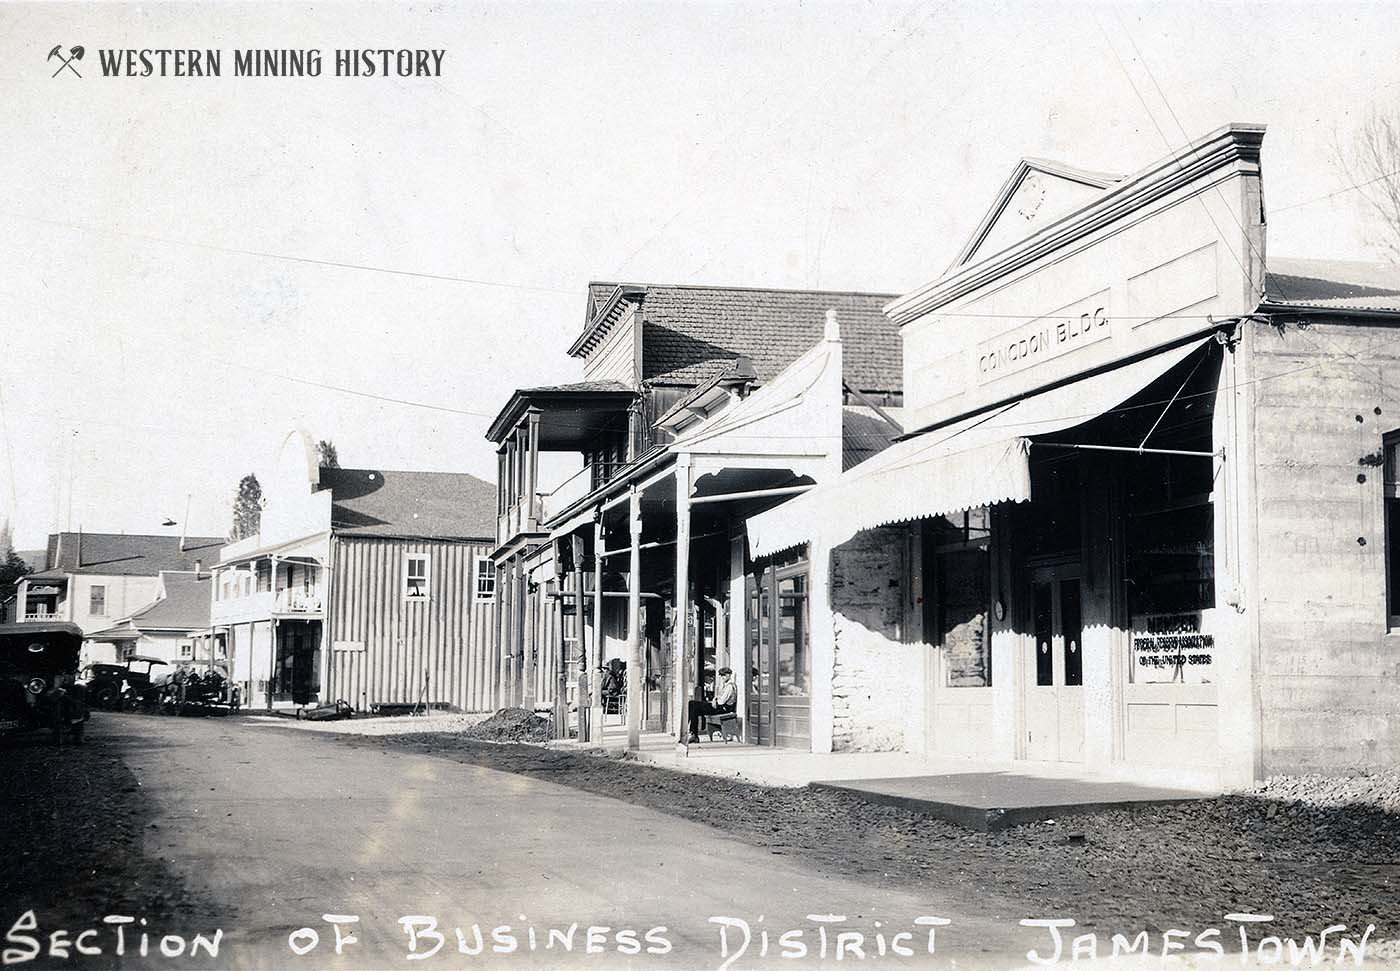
6, 714, 1028, 969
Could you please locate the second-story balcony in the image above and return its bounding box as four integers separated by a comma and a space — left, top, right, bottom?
487, 380, 638, 549
274, 587, 324, 615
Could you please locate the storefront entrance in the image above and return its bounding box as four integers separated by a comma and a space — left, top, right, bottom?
273, 621, 321, 706
746, 552, 811, 749
1023, 561, 1084, 762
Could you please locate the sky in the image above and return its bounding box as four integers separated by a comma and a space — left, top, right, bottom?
1, 0, 1398, 550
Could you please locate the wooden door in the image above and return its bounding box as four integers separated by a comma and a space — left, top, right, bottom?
1023, 565, 1084, 762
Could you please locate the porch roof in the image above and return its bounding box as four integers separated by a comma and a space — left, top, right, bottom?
746, 334, 1215, 557
484, 381, 637, 447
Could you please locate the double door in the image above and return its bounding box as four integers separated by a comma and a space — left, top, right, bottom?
1022, 562, 1084, 762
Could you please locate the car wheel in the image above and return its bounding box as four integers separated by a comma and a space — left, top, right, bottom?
93, 684, 119, 709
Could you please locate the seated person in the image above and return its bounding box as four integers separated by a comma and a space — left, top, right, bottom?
687, 666, 737, 742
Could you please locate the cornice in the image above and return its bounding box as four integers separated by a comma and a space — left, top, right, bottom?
567, 285, 645, 359
887, 123, 1266, 327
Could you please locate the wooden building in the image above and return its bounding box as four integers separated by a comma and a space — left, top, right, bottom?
487, 283, 904, 747
211, 432, 498, 712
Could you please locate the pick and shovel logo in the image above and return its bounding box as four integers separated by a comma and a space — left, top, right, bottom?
48, 44, 85, 77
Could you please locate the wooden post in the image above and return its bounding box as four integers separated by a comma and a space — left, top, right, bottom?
522, 570, 537, 712
591, 518, 605, 741
573, 558, 587, 741
626, 486, 643, 751
673, 456, 692, 745
526, 409, 541, 530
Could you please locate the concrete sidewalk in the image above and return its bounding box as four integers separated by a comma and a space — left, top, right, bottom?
557, 723, 1218, 830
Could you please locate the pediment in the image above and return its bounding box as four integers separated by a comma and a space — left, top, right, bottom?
951, 159, 1122, 271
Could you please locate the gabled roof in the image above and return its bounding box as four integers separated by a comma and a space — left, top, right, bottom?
1263, 257, 1400, 314
41, 532, 226, 577
126, 572, 212, 631
321, 467, 497, 541
573, 283, 901, 393
950, 157, 1124, 271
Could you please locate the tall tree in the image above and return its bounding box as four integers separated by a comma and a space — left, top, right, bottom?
0, 519, 31, 618
316, 440, 340, 469
1338, 111, 1400, 261
231, 474, 263, 541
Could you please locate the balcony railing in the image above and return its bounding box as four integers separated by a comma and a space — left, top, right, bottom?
541, 465, 594, 522
274, 588, 324, 613
23, 611, 57, 622
496, 494, 544, 545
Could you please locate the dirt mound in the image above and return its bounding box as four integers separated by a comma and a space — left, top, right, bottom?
462, 707, 551, 743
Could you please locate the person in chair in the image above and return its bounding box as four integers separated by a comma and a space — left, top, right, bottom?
688, 666, 737, 742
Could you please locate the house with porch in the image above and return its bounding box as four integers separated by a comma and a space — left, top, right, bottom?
486, 283, 904, 749
746, 122, 1400, 790
15, 532, 224, 665
86, 570, 216, 665
211, 432, 499, 712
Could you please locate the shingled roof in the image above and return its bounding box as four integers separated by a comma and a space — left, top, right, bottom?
39, 533, 226, 577
582, 283, 902, 393
322, 467, 497, 541
126, 572, 212, 631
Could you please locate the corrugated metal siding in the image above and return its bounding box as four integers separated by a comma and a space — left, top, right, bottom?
327, 536, 498, 712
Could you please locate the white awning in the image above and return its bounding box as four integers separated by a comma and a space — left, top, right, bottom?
746, 336, 1214, 557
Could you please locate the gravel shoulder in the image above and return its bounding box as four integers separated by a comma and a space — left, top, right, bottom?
340, 729, 1400, 956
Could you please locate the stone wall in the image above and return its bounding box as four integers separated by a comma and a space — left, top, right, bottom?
829, 526, 913, 751
1250, 318, 1400, 773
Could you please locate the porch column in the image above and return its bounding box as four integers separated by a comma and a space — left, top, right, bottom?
808, 536, 835, 753
673, 456, 692, 745
626, 486, 643, 751
729, 530, 747, 735
522, 572, 537, 712
572, 556, 586, 741
590, 518, 605, 741
525, 409, 541, 531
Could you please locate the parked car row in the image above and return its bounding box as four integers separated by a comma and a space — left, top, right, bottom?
84, 656, 241, 715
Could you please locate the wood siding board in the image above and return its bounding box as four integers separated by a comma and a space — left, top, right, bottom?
328, 536, 494, 714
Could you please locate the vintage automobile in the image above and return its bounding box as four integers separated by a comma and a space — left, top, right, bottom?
0, 621, 89, 744
84, 655, 168, 709
152, 664, 241, 715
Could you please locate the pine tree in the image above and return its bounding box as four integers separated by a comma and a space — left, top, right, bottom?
316, 440, 340, 469
231, 474, 263, 541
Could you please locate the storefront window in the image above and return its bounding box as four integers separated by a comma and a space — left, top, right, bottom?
1125, 451, 1216, 684
926, 510, 992, 687
777, 575, 808, 695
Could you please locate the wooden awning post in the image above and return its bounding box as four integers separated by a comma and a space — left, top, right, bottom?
626, 486, 643, 751
673, 456, 692, 747
590, 518, 605, 741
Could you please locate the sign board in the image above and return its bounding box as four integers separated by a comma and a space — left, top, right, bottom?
332, 640, 365, 653
1130, 612, 1215, 684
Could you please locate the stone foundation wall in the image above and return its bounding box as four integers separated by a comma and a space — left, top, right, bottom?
830, 526, 914, 752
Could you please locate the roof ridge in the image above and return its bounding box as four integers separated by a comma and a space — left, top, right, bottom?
588, 280, 899, 299
329, 467, 492, 479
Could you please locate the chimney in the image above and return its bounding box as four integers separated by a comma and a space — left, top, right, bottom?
76, 527, 82, 569
824, 308, 841, 343
194, 559, 203, 576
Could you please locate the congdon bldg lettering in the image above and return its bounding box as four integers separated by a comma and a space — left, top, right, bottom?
745, 123, 1400, 789
977, 304, 1109, 380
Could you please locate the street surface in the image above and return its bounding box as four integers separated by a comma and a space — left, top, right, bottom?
82, 714, 1025, 968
